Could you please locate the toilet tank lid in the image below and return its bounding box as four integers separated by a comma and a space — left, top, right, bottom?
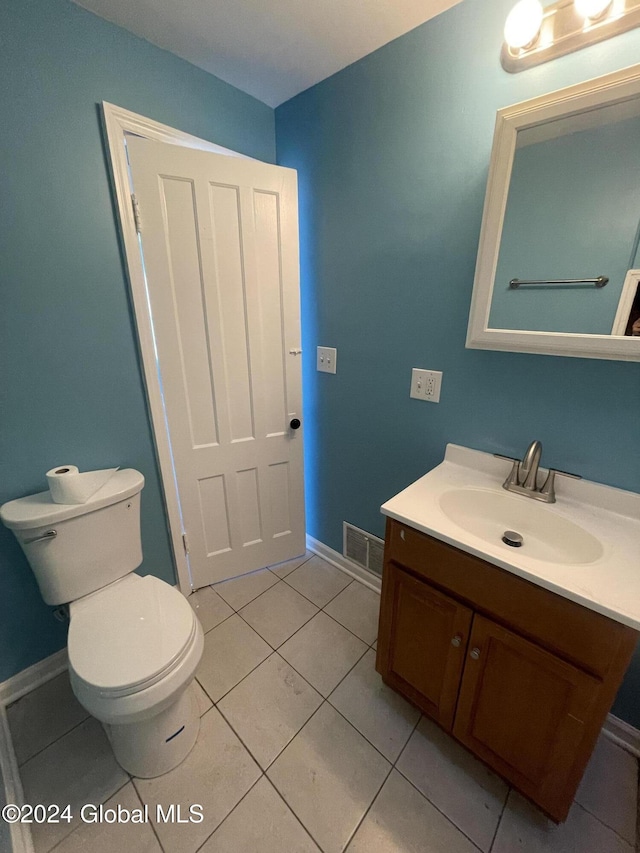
0, 469, 145, 530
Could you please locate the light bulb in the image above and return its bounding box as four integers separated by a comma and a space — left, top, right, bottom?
574, 0, 612, 19
504, 0, 544, 49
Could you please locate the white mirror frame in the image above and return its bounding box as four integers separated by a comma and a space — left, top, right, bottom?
466, 63, 640, 362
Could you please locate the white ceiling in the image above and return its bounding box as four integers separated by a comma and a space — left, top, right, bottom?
72, 0, 462, 107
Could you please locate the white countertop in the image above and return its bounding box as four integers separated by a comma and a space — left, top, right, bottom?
381, 444, 640, 631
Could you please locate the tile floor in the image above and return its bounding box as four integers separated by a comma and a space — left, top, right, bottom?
5, 551, 639, 853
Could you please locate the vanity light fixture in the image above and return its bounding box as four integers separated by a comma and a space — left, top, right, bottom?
504, 0, 544, 49
574, 0, 613, 19
502, 0, 640, 72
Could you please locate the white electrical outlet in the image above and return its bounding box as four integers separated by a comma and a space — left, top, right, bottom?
317, 346, 337, 374
410, 368, 442, 403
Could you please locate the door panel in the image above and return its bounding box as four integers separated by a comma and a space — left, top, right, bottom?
376, 563, 472, 729
127, 136, 304, 586
453, 614, 601, 819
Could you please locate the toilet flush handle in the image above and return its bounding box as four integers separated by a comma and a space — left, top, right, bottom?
23, 529, 57, 544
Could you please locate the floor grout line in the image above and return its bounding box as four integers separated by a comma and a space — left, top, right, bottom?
263, 696, 371, 851
192, 772, 265, 853
196, 641, 271, 707
207, 555, 375, 647
213, 656, 321, 774
341, 758, 395, 852
234, 591, 319, 650
45, 776, 133, 853
391, 755, 486, 852
14, 553, 638, 853
488, 782, 510, 852
267, 551, 315, 580
340, 707, 446, 850
265, 768, 324, 851
11, 711, 91, 772
279, 563, 354, 611
572, 801, 638, 849
390, 714, 487, 852
212, 575, 282, 614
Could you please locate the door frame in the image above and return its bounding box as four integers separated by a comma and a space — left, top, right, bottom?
102, 102, 252, 595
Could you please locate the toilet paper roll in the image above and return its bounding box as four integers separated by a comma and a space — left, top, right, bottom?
46, 465, 120, 505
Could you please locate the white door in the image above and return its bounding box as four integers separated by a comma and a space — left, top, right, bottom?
127, 136, 304, 588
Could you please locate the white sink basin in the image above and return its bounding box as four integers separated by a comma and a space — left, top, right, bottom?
381, 444, 640, 629
438, 488, 604, 565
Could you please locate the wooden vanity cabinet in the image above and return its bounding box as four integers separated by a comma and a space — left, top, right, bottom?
376, 518, 638, 822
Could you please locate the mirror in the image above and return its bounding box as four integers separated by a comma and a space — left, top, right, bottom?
467, 64, 640, 361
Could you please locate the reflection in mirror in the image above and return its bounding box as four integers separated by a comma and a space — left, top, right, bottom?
490, 106, 640, 335
467, 63, 640, 361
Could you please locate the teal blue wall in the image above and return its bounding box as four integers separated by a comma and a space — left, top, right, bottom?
276, 0, 640, 724
0, 0, 275, 682
490, 116, 640, 333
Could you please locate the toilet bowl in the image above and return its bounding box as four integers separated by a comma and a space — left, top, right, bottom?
0, 469, 205, 778
68, 573, 204, 777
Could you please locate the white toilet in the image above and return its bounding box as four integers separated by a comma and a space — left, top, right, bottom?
0, 469, 204, 778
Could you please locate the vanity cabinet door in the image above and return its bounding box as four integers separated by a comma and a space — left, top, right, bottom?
453, 614, 601, 821
376, 563, 472, 730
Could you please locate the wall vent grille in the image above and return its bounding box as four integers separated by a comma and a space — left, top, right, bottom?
343, 522, 385, 577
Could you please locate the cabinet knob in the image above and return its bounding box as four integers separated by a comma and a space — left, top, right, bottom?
451, 634, 462, 648
470, 647, 481, 660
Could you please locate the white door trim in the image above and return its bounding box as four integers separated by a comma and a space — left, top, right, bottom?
102, 103, 252, 595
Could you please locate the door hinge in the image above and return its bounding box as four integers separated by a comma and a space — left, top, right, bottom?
131, 193, 141, 234
182, 532, 190, 555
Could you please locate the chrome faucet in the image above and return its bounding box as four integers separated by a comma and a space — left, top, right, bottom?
519, 439, 542, 491
494, 440, 581, 503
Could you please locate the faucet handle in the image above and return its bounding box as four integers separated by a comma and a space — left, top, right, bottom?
540, 467, 582, 504
494, 456, 520, 490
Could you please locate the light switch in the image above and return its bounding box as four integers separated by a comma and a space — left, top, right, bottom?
317, 346, 337, 374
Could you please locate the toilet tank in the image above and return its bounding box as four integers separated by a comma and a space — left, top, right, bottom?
0, 469, 145, 605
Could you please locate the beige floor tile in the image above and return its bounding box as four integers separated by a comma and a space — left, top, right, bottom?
239, 582, 318, 648
218, 653, 322, 769
53, 782, 161, 853
200, 776, 320, 852
493, 790, 633, 853
134, 707, 260, 852
197, 615, 271, 702
396, 715, 508, 852
278, 612, 368, 696
284, 556, 351, 607
270, 550, 314, 578
329, 649, 419, 761
324, 581, 380, 644
214, 568, 278, 610
268, 703, 390, 853
575, 735, 638, 844
188, 586, 233, 633
348, 769, 478, 853
7, 671, 88, 766
20, 717, 128, 852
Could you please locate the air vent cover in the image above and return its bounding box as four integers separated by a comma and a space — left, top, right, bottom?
343, 522, 385, 577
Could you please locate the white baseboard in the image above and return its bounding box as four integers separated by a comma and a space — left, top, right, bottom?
602, 713, 640, 758
306, 535, 381, 593
0, 649, 68, 707
0, 649, 67, 853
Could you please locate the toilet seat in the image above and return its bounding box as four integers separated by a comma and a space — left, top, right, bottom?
68, 574, 196, 696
